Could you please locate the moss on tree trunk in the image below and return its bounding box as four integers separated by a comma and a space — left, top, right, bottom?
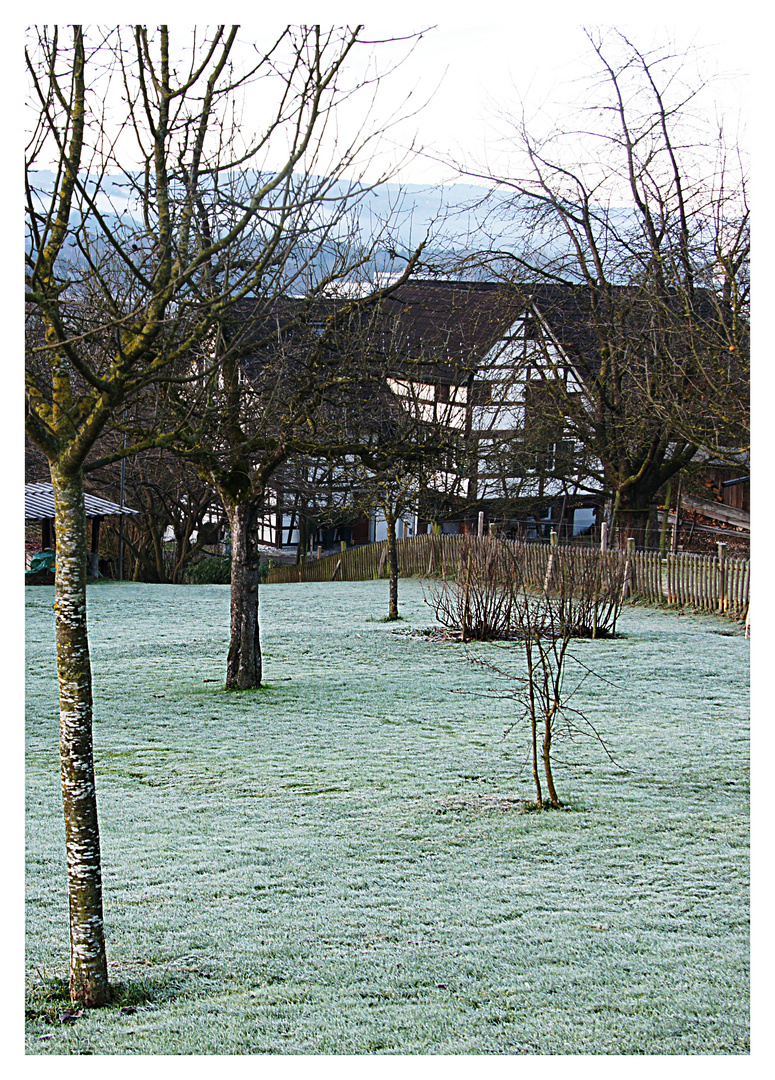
50, 466, 110, 1006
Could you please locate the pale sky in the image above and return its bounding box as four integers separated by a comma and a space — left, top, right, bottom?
20, 5, 752, 188
227, 6, 751, 188
331, 12, 750, 186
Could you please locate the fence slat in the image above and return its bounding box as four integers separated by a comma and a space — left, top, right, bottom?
262, 534, 748, 623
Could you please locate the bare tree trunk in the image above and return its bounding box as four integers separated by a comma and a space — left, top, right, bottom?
225, 499, 262, 688
385, 507, 399, 620
525, 637, 543, 806
542, 707, 562, 808
296, 509, 309, 565
614, 502, 651, 550
461, 547, 472, 643
50, 465, 110, 1007
150, 518, 167, 583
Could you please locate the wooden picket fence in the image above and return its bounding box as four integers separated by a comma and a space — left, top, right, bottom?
627, 547, 750, 620
264, 534, 749, 622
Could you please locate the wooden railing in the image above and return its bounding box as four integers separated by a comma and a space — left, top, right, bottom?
264, 534, 749, 622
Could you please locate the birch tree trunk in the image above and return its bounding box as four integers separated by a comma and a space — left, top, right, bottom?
50, 466, 110, 1006
225, 499, 262, 688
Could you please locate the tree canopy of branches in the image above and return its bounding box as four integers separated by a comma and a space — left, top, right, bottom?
137, 258, 429, 688
25, 23, 424, 1005
329, 386, 455, 621
467, 31, 749, 545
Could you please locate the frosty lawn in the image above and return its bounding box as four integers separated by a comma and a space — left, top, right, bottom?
25, 579, 749, 1054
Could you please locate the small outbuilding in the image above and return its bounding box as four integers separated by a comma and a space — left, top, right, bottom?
25, 481, 138, 580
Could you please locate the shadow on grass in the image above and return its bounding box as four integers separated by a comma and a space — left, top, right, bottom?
26, 971, 189, 1024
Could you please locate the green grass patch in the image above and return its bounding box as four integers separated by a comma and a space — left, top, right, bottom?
25, 579, 749, 1054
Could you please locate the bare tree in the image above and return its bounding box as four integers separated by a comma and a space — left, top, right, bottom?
309, 310, 460, 621
141, 260, 428, 687
470, 596, 581, 810
425, 537, 621, 806
94, 445, 220, 582
462, 31, 749, 546
348, 436, 451, 621
25, 23, 424, 1004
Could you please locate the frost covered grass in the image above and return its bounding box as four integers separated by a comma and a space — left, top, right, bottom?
25, 579, 749, 1054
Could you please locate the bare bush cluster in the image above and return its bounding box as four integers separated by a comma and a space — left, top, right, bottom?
424, 539, 514, 641
428, 538, 624, 807
424, 537, 626, 641
545, 548, 627, 639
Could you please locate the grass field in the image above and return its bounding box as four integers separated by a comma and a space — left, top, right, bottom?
25, 579, 749, 1055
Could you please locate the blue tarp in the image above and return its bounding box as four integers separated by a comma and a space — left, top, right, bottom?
26, 550, 56, 576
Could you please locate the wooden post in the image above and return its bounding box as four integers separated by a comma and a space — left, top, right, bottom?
717, 542, 728, 612
477, 511, 485, 538
316, 545, 322, 561
621, 537, 635, 601
600, 520, 608, 553
543, 530, 558, 593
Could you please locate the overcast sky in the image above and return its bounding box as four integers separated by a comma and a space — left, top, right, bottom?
335, 11, 750, 187
214, 5, 751, 190
19, 5, 752, 191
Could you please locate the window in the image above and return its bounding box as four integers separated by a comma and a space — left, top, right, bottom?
470, 380, 492, 406
539, 439, 575, 473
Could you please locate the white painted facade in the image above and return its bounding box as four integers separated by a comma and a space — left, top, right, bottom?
250, 301, 602, 549
386, 308, 597, 513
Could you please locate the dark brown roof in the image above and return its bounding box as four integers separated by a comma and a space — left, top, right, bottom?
378, 280, 521, 367
226, 282, 523, 384
228, 279, 726, 387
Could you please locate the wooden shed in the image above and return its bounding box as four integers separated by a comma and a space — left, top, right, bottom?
25, 481, 138, 578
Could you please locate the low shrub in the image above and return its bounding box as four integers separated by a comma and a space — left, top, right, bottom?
424, 538, 626, 641
186, 556, 277, 585
186, 555, 231, 584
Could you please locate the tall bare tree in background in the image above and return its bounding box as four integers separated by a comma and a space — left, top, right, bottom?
128, 256, 427, 689
25, 23, 425, 1005
465, 30, 749, 545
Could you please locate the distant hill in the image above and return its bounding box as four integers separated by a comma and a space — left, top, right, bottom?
25, 171, 625, 282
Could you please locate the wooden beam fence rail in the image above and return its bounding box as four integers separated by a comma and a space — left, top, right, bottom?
264, 535, 749, 622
